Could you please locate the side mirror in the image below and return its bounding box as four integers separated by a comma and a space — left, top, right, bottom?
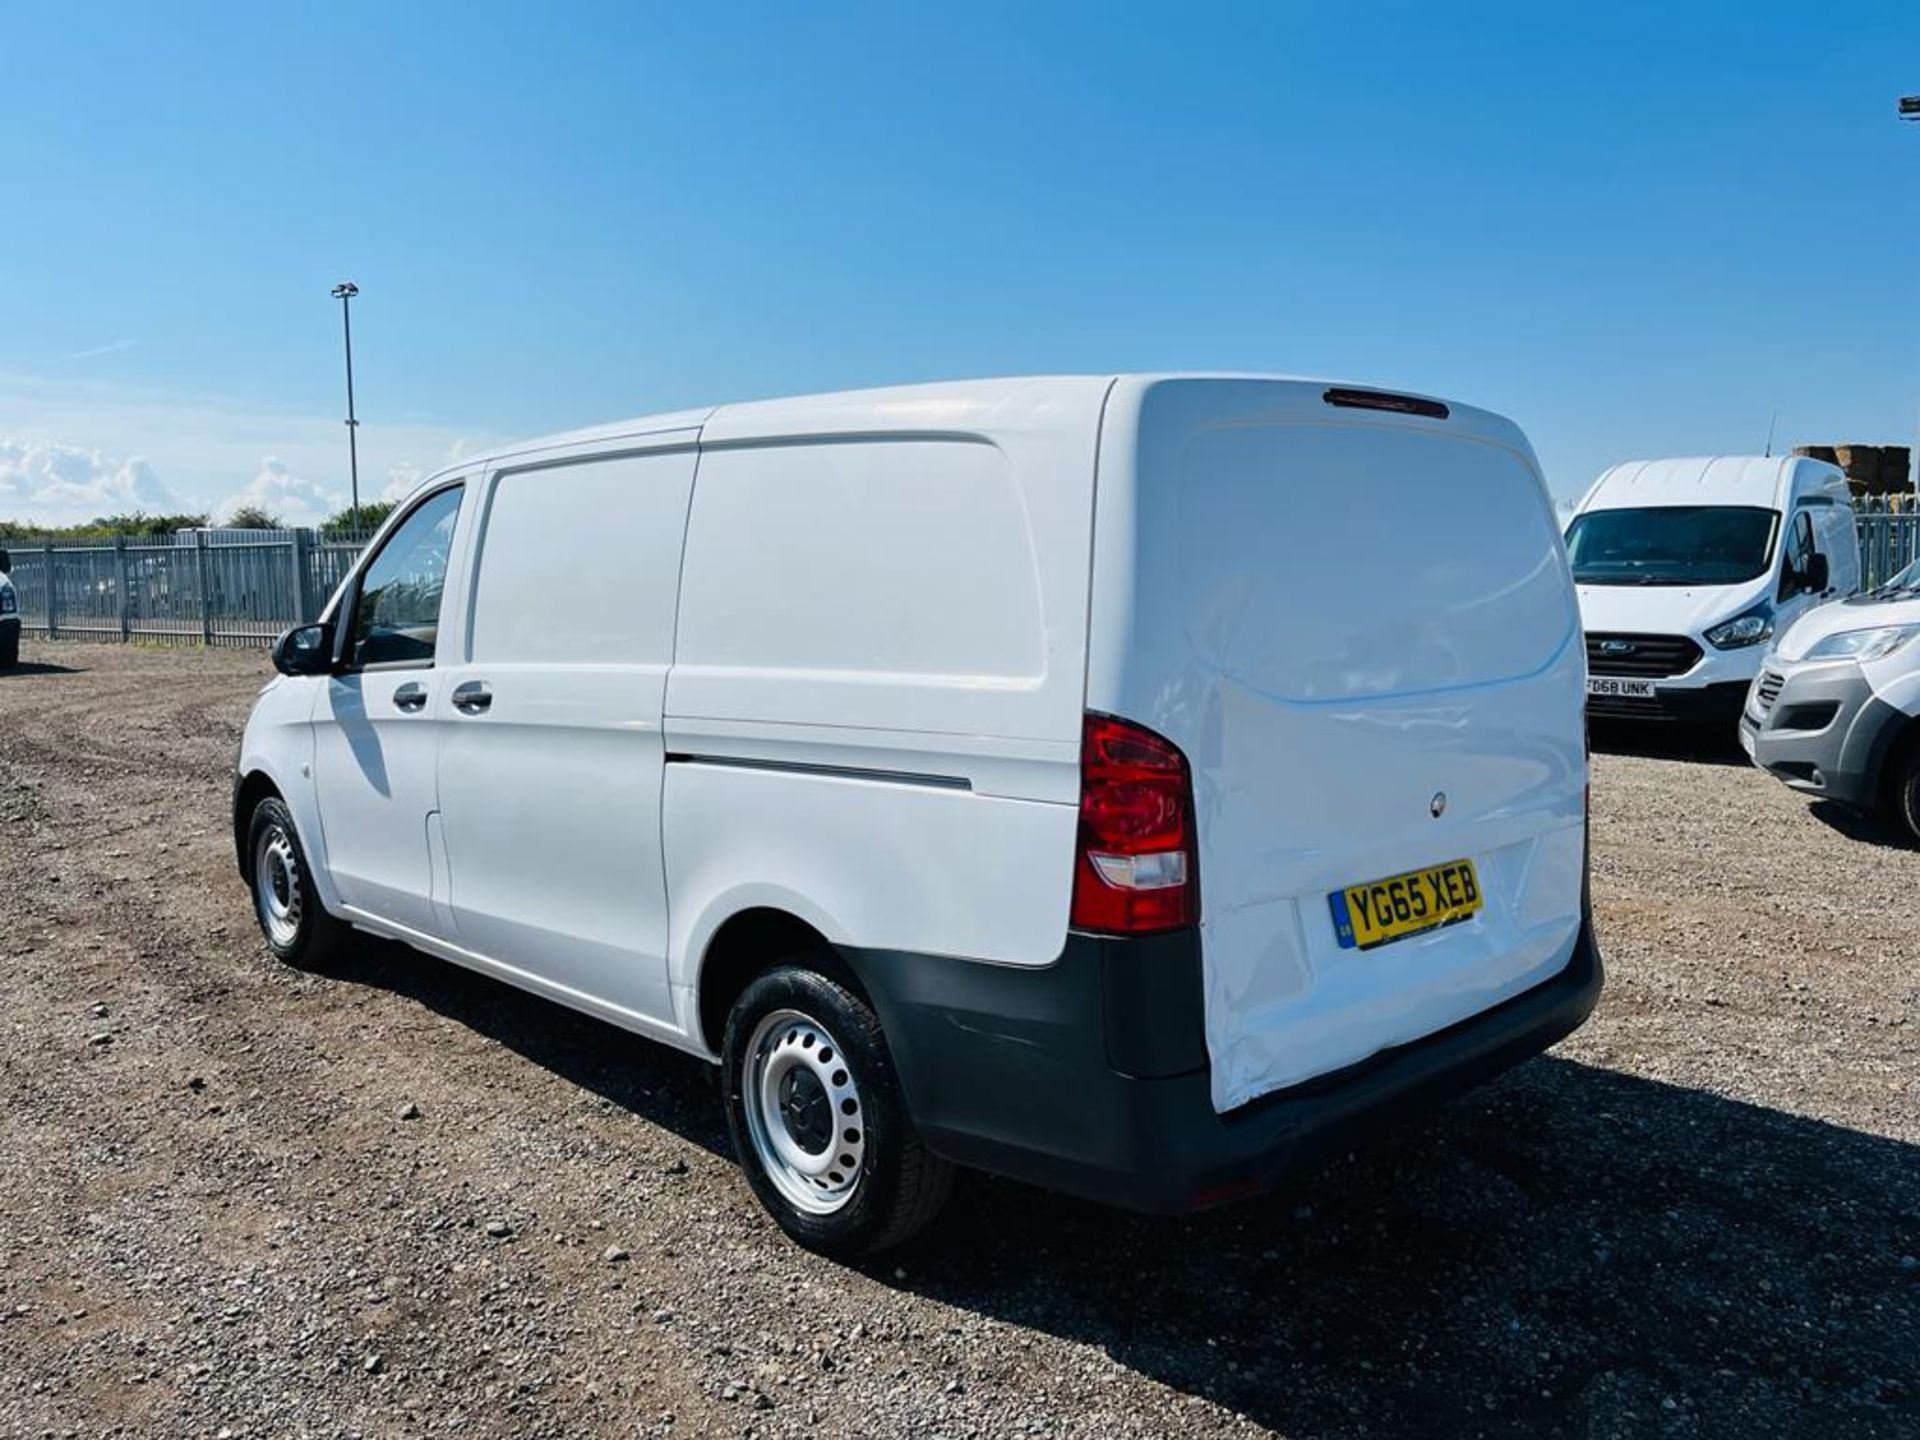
272, 622, 335, 676
0, 548, 11, 575
1804, 553, 1829, 594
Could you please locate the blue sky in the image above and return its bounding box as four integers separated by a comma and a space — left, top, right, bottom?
1, 2, 1915, 523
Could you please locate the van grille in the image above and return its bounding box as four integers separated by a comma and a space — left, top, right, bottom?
1755, 671, 1785, 713
1585, 633, 1703, 678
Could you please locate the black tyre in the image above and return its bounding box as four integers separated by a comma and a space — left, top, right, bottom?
245, 796, 348, 966
1890, 747, 1920, 844
0, 624, 18, 669
721, 961, 954, 1257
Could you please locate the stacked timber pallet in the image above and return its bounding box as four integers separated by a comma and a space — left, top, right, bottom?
1793, 444, 1913, 497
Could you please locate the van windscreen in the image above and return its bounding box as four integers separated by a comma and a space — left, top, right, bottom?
1565, 505, 1778, 586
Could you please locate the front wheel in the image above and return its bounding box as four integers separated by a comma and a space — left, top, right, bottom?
721, 962, 953, 1256
246, 796, 347, 966
1885, 747, 1920, 844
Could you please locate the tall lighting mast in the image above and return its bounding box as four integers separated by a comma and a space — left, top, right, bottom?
331, 281, 362, 530
1903, 98, 1918, 497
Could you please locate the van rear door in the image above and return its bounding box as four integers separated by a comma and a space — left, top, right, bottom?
1090, 379, 1587, 1113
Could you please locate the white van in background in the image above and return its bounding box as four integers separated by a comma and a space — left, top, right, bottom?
1743, 553, 1920, 838
234, 375, 1601, 1255
1566, 456, 1856, 725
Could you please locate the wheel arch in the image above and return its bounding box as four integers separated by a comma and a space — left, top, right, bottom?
694, 906, 869, 1056
232, 768, 284, 878
1869, 705, 1920, 806
232, 761, 343, 916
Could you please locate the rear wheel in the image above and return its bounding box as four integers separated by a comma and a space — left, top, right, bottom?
721, 961, 953, 1256
246, 796, 347, 966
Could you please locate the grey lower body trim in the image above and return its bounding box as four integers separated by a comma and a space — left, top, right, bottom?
842, 905, 1603, 1215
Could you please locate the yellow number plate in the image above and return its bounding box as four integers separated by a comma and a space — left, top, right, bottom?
1329, 859, 1482, 951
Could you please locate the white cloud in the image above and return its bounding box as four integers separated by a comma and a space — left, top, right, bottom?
215, 457, 342, 527
380, 439, 475, 503
64, 339, 139, 361
0, 372, 503, 523
381, 462, 424, 502
0, 438, 180, 524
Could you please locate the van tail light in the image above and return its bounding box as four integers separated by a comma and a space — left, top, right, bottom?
1070, 713, 1199, 934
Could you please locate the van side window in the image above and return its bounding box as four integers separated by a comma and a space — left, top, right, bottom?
1780, 511, 1817, 598
1816, 504, 1856, 591
348, 485, 465, 668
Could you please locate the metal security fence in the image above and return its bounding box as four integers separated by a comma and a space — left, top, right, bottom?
7, 502, 1920, 649
6, 530, 372, 647
1852, 498, 1920, 589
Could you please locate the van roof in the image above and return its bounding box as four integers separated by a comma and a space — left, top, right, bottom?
1578, 455, 1847, 513
417, 374, 1534, 488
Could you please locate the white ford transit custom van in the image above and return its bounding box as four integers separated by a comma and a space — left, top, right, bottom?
235, 375, 1601, 1255
1566, 456, 1856, 726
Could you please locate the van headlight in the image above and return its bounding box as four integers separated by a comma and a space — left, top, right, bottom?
1704, 603, 1773, 650
1800, 624, 1920, 663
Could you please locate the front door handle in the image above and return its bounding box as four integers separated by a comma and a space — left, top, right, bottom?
452, 680, 493, 715
392, 681, 428, 713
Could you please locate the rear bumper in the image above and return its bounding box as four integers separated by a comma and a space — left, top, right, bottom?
844, 908, 1603, 1214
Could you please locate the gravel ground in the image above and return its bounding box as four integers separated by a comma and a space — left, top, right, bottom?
0, 640, 1913, 1440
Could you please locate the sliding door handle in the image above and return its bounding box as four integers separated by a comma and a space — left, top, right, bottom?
451, 680, 493, 715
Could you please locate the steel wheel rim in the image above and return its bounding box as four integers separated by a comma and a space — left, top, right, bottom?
741, 1008, 867, 1216
253, 823, 303, 948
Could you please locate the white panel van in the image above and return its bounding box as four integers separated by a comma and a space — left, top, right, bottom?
1742, 552, 1920, 837
1566, 456, 1857, 725
235, 376, 1602, 1255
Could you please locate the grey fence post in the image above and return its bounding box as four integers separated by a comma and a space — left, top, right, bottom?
115, 536, 131, 641
195, 530, 213, 644
43, 541, 57, 639
292, 529, 316, 624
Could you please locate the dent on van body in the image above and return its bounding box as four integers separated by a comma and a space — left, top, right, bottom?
1088, 378, 1587, 1112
